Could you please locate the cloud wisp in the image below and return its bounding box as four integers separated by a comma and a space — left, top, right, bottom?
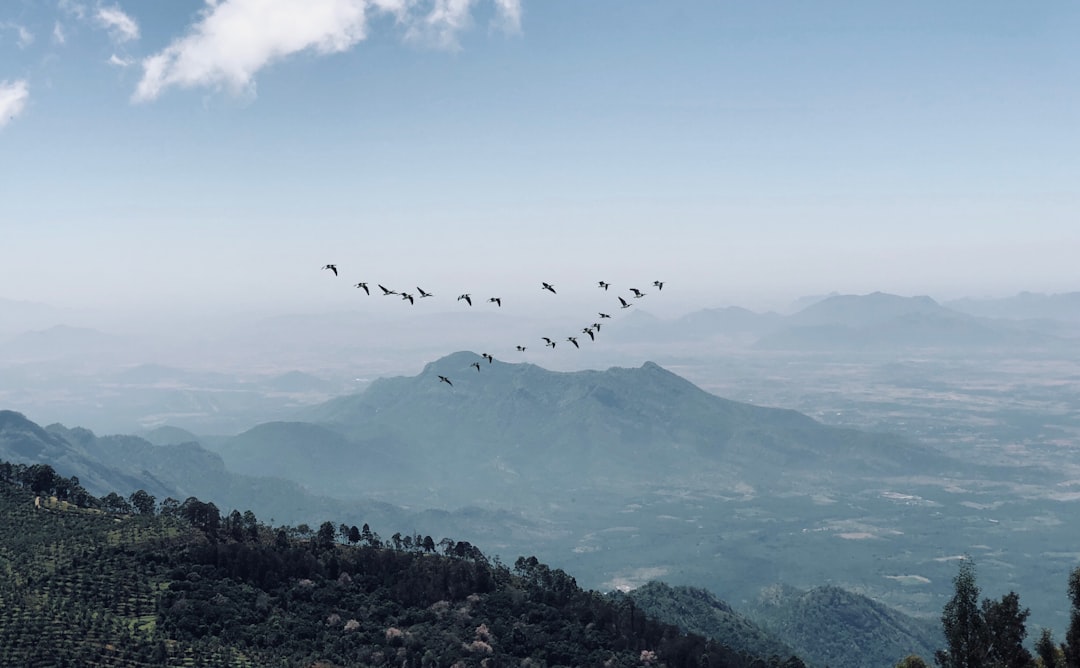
133, 0, 522, 103
0, 79, 30, 129
96, 5, 140, 43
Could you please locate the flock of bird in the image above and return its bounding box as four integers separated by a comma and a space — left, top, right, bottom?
321, 264, 664, 387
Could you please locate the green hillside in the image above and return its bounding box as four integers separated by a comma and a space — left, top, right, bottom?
0, 457, 808, 667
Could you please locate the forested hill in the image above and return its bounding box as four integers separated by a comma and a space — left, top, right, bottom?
0, 459, 808, 667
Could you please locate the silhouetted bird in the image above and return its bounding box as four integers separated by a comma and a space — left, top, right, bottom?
457, 294, 473, 306
482, 353, 493, 363
417, 287, 433, 298
599, 313, 612, 319
516, 346, 526, 352
598, 281, 610, 290
488, 297, 502, 307
618, 297, 632, 309
355, 282, 370, 295
630, 288, 646, 298
438, 375, 453, 386
401, 293, 415, 305
471, 362, 481, 372
592, 322, 603, 330
543, 337, 556, 348
379, 284, 398, 296
653, 280, 664, 290
567, 336, 579, 348
541, 282, 556, 294
583, 327, 595, 341
322, 264, 338, 276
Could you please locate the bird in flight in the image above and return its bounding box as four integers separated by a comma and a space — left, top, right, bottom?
543, 337, 556, 348
653, 280, 664, 290
598, 281, 610, 290
516, 345, 526, 352
401, 293, 415, 305
322, 264, 338, 276
488, 297, 502, 307
592, 322, 603, 331
583, 327, 595, 341
471, 361, 481, 372
629, 288, 646, 298
458, 294, 473, 306
417, 287, 434, 298
541, 282, 556, 294
438, 375, 453, 386
618, 297, 632, 309
482, 353, 494, 364
355, 282, 370, 295
599, 313, 612, 319
567, 336, 579, 348
379, 284, 398, 296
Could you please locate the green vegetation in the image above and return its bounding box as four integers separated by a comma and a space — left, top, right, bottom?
0, 456, 808, 667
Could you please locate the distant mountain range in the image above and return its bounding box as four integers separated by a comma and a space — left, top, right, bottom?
945, 291, 1080, 322
606, 291, 1071, 351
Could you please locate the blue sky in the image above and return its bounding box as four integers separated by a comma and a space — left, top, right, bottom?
2, 1, 1078, 317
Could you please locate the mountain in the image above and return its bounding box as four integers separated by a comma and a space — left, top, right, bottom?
141, 424, 202, 446
0, 410, 404, 529
279, 352, 954, 508
0, 409, 165, 497
786, 293, 948, 328
945, 291, 1080, 322
757, 293, 1056, 350
217, 420, 409, 486
626, 581, 796, 661
748, 583, 942, 668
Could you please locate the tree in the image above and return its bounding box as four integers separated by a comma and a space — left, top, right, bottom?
896, 656, 929, 668
1036, 629, 1060, 668
347, 525, 361, 544
101, 492, 133, 514
982, 591, 1031, 668
936, 559, 988, 668
316, 521, 337, 550
128, 490, 156, 516
158, 497, 181, 517
1066, 567, 1080, 668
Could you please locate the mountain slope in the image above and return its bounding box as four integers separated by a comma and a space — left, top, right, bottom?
748, 584, 942, 668
626, 581, 796, 660
281, 353, 957, 508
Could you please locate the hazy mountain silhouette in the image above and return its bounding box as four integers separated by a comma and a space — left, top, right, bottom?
263, 352, 957, 507
757, 292, 1057, 350
945, 291, 1080, 322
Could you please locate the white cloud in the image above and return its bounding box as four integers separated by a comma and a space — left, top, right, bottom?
491, 0, 522, 34
58, 0, 88, 20
96, 4, 140, 43
1, 22, 35, 49
53, 21, 67, 45
17, 25, 35, 48
0, 79, 30, 129
405, 0, 477, 49
134, 0, 523, 102
108, 53, 132, 67
134, 0, 371, 102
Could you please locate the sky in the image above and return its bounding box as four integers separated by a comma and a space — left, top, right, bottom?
2, 0, 1078, 319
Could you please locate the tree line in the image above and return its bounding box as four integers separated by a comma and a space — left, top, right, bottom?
897, 558, 1080, 668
